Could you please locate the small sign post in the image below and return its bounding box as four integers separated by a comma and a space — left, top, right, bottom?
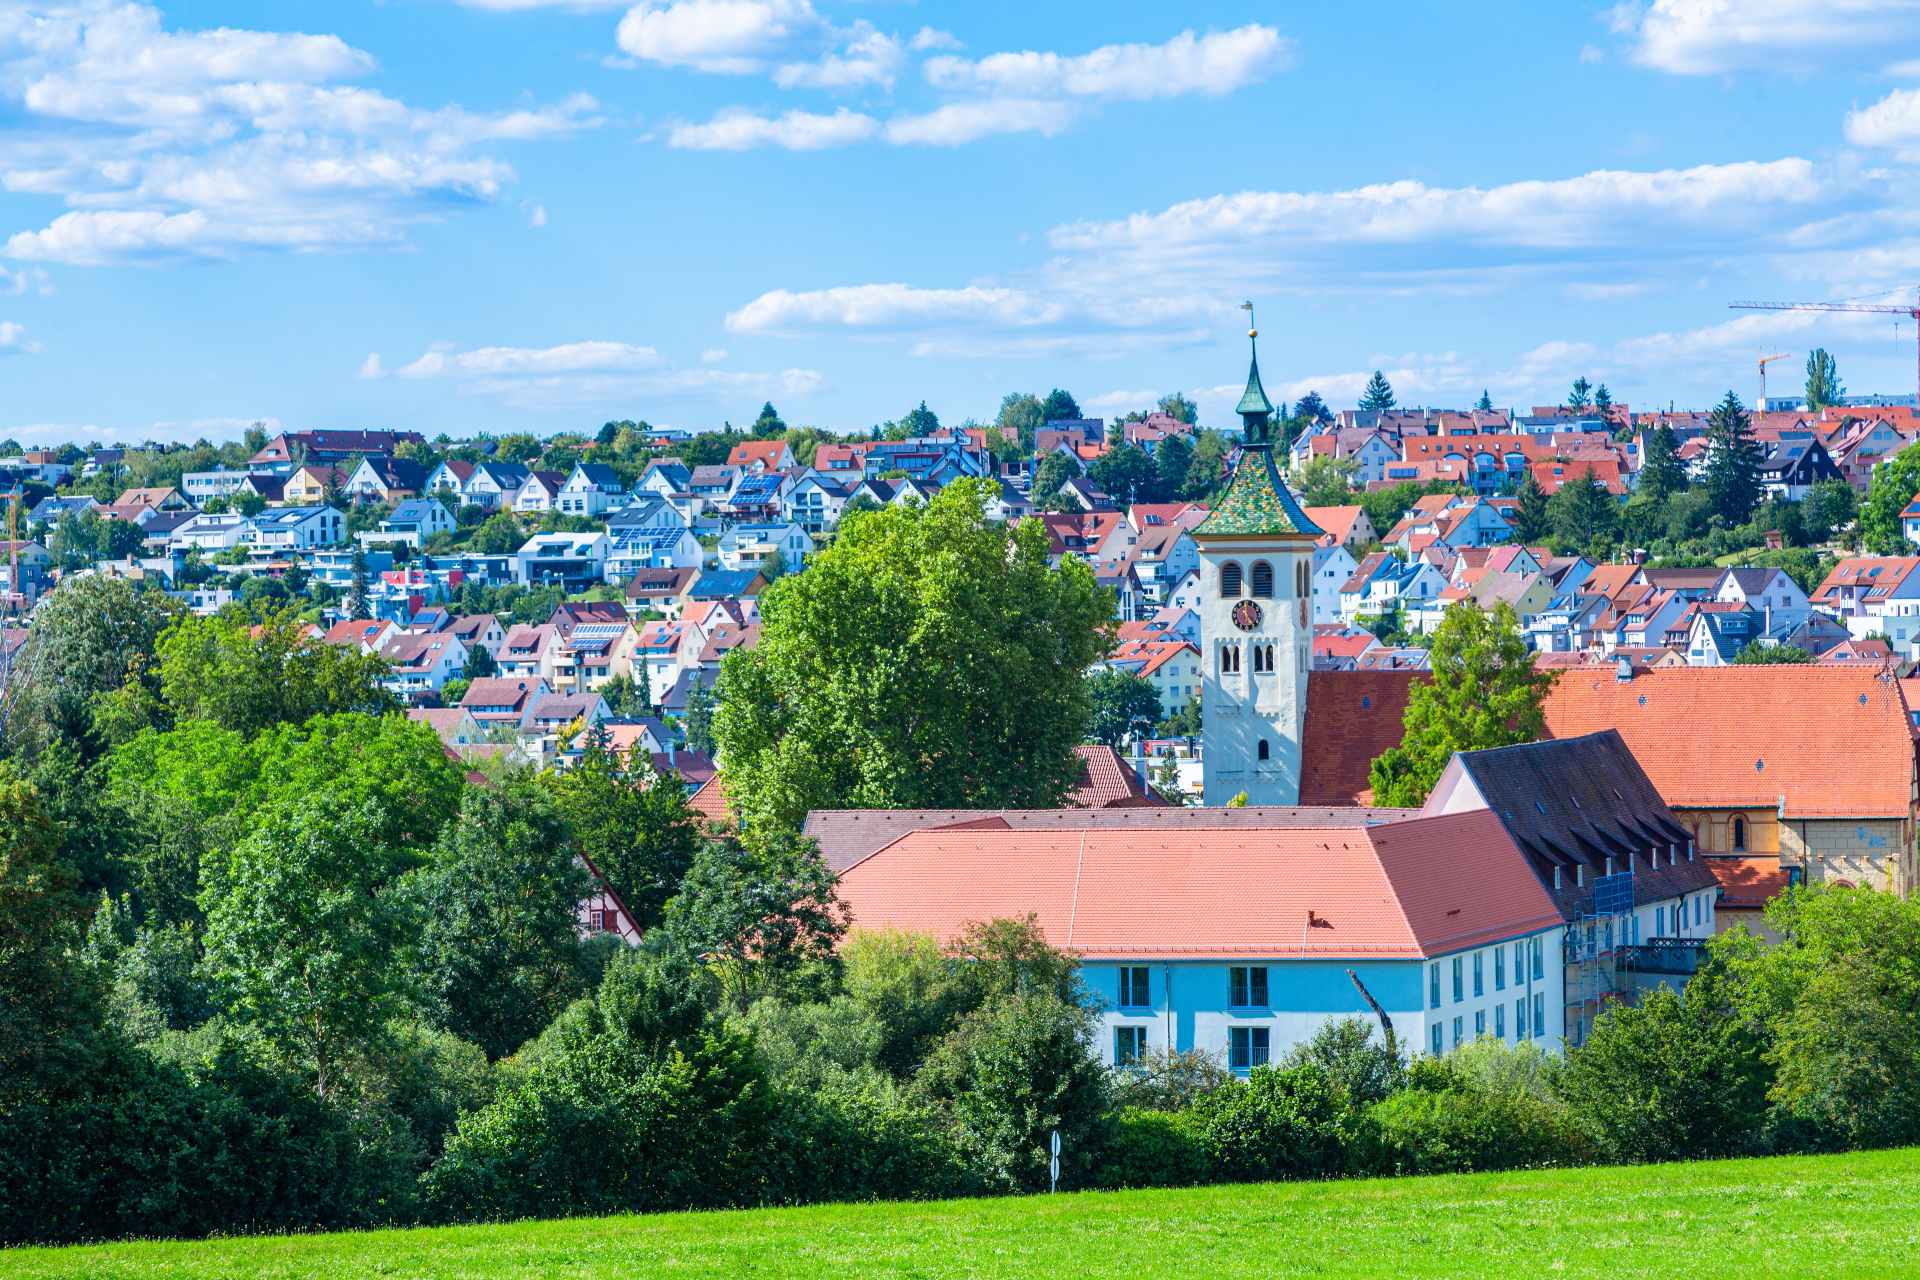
1049, 1129, 1061, 1193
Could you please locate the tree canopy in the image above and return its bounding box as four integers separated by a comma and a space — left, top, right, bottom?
1359, 371, 1396, 413
1368, 602, 1556, 806
711, 478, 1112, 831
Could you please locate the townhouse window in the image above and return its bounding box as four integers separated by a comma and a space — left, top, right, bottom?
1694, 894, 1703, 927
1530, 936, 1544, 981
1516, 997, 1529, 1039
1430, 1022, 1443, 1056
1428, 962, 1441, 1010
1250, 560, 1274, 598
1118, 966, 1151, 1009
1219, 561, 1243, 597
1576, 864, 1585, 887
1451, 956, 1463, 1002
1229, 966, 1269, 1008
1656, 905, 1666, 937
1114, 1026, 1148, 1068
1532, 993, 1547, 1039
1494, 947, 1505, 992
1732, 817, 1747, 851
1229, 1026, 1270, 1072
1473, 951, 1484, 997
1451, 1016, 1463, 1049
1494, 1002, 1506, 1041
1475, 1010, 1486, 1038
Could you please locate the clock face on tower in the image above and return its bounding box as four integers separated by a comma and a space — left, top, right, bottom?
1231, 599, 1263, 632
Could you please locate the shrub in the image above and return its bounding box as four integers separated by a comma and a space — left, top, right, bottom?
1188, 1062, 1360, 1182
1283, 1017, 1405, 1106
1556, 984, 1769, 1163
1092, 1107, 1211, 1189
914, 990, 1110, 1193
1363, 1086, 1583, 1177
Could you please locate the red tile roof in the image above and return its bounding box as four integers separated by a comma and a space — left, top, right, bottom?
836, 809, 1559, 960
1298, 670, 1423, 805
1542, 666, 1915, 818
1068, 744, 1165, 808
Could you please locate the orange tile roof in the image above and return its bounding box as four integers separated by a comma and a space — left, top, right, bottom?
1067, 744, 1165, 808
1542, 666, 1915, 818
1302, 504, 1366, 544
836, 809, 1560, 960
1812, 556, 1920, 604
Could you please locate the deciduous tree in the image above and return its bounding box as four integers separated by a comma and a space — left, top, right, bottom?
712, 479, 1111, 830
1368, 602, 1555, 806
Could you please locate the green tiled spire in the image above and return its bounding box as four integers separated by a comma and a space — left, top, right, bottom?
1235, 304, 1275, 441
1196, 445, 1323, 540
1199, 307, 1322, 540
1236, 343, 1274, 422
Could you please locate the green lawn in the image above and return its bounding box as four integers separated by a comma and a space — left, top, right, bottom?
11, 1148, 1920, 1279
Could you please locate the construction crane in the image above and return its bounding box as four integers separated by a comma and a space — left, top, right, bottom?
1757, 352, 1792, 411
1729, 289, 1920, 408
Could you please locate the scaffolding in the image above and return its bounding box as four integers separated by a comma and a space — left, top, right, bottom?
1563, 869, 1635, 1047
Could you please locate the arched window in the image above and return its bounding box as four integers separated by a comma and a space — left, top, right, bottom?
1219, 644, 1240, 675
1731, 817, 1747, 851
1252, 644, 1269, 674
1265, 644, 1276, 671
1250, 560, 1274, 598
1219, 561, 1243, 598
1296, 560, 1309, 597
1257, 739, 1271, 762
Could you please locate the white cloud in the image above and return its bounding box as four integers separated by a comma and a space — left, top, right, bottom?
700, 347, 728, 362
7, 210, 213, 264
774, 23, 902, 90
0, 321, 39, 355
726, 283, 1065, 333
0, 265, 52, 296
0, 4, 602, 265
1579, 44, 1606, 64
527, 203, 549, 228
1049, 158, 1828, 254
923, 25, 1290, 101
1615, 0, 1920, 75
614, 0, 821, 74
1888, 58, 1920, 77
1847, 86, 1920, 149
358, 352, 384, 379
883, 99, 1074, 146
910, 28, 961, 53
668, 106, 877, 150
392, 340, 664, 378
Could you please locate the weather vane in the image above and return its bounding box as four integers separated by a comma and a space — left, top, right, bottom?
1241, 299, 1256, 338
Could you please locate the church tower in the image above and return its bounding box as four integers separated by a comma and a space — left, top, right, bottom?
1197, 307, 1323, 806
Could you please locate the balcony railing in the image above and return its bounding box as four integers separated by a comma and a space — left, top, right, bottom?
1616, 937, 1707, 976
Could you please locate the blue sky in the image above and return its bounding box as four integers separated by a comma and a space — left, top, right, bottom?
4, 1, 1920, 443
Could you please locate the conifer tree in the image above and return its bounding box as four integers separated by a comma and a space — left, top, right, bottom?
1359, 371, 1396, 413
1704, 391, 1761, 527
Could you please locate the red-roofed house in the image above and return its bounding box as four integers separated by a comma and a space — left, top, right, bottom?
837, 808, 1567, 1066
727, 440, 796, 474
1302, 504, 1375, 551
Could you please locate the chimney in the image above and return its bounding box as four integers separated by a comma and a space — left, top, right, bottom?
1616, 656, 1634, 683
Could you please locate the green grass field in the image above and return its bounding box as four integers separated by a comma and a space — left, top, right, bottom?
11, 1148, 1920, 1279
